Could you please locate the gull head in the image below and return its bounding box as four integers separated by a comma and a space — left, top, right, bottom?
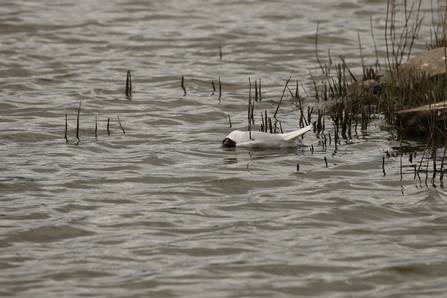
222, 137, 236, 148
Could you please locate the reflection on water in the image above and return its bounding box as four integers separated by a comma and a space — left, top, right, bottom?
1, 0, 447, 297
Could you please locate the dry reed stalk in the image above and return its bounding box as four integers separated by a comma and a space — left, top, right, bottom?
316, 109, 324, 137
248, 78, 253, 139
117, 116, 125, 134
385, 0, 423, 74
298, 95, 306, 127
125, 70, 132, 97
64, 114, 68, 143
338, 55, 357, 83
247, 152, 252, 170
76, 102, 81, 142
219, 45, 223, 60
181, 75, 187, 96
107, 118, 110, 135
295, 81, 299, 99
264, 110, 267, 132
286, 84, 296, 99
370, 16, 381, 70
218, 77, 222, 102
358, 32, 366, 80
315, 22, 325, 73
307, 106, 313, 126
440, 137, 447, 185
309, 71, 320, 102
95, 116, 98, 139
228, 114, 232, 128
273, 74, 292, 119
254, 80, 258, 102
427, 0, 447, 49
321, 132, 327, 152
260, 111, 265, 132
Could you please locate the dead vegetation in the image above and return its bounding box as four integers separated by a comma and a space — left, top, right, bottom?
315, 0, 447, 186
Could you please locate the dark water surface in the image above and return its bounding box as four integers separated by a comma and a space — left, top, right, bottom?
1, 0, 447, 297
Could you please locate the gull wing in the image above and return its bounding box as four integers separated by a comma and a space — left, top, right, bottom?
236, 140, 266, 148
281, 124, 312, 142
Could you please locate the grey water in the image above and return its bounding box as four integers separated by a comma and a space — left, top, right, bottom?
1, 0, 447, 297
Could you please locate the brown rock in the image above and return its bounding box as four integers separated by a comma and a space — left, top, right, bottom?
395, 101, 447, 133
384, 47, 447, 81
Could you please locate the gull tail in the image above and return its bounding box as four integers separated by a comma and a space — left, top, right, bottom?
282, 124, 313, 142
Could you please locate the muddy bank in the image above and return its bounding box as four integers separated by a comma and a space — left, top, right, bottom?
340, 47, 447, 135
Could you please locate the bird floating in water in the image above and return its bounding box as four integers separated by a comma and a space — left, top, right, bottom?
222, 124, 312, 148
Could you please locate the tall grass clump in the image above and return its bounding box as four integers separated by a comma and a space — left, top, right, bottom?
320, 0, 447, 138
316, 0, 447, 183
